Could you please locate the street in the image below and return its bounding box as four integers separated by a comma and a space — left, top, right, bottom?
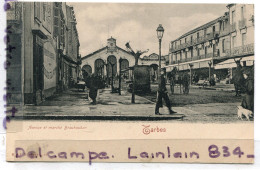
9, 83, 253, 124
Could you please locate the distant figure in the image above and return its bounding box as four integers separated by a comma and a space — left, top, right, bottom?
182, 73, 190, 94
155, 68, 177, 115
233, 59, 245, 96
87, 74, 98, 105
170, 68, 177, 94
193, 73, 199, 84
170, 75, 175, 94
241, 68, 254, 112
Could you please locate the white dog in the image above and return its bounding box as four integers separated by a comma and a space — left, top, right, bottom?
237, 106, 253, 121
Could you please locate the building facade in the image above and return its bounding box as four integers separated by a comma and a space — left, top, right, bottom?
166, 4, 254, 81
6, 2, 80, 105
81, 37, 135, 79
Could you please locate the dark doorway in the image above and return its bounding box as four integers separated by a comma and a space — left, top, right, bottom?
33, 35, 44, 104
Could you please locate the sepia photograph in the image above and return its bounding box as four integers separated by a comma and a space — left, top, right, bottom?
3, 1, 255, 164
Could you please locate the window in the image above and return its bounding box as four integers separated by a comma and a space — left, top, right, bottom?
185, 51, 187, 59
191, 49, 193, 58
180, 40, 182, 45
232, 11, 235, 24
242, 33, 246, 46
222, 21, 225, 30
185, 38, 187, 43
197, 48, 200, 57
222, 39, 225, 53
191, 36, 193, 43
180, 52, 182, 60
205, 46, 207, 55
232, 36, 237, 48
197, 32, 199, 39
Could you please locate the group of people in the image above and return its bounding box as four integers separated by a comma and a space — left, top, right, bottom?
169, 70, 190, 95
81, 65, 254, 116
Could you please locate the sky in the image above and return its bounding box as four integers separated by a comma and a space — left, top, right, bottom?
68, 3, 228, 57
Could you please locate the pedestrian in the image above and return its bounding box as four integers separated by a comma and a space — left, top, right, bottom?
170, 68, 177, 94
182, 72, 190, 94
88, 74, 98, 105
241, 68, 254, 112
155, 68, 177, 115
170, 75, 175, 94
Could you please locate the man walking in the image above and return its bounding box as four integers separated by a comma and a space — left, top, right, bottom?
155, 68, 177, 115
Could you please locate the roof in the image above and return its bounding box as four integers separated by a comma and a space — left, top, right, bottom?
171, 16, 223, 43
81, 47, 107, 60
81, 46, 133, 60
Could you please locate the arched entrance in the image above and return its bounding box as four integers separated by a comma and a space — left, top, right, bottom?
121, 59, 129, 79
150, 64, 158, 82
107, 55, 117, 77
94, 59, 105, 77
82, 64, 92, 76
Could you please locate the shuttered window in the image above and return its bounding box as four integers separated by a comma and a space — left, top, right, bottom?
53, 3, 60, 37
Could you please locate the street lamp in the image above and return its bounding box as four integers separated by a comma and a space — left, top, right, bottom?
208, 60, 212, 81
189, 63, 194, 85
156, 24, 164, 89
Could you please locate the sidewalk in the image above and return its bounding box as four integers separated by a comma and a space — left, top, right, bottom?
191, 83, 235, 92
9, 88, 184, 121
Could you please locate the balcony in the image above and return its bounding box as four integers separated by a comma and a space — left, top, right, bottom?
219, 28, 230, 37
239, 19, 246, 29
225, 43, 254, 57
205, 33, 214, 41
231, 23, 236, 32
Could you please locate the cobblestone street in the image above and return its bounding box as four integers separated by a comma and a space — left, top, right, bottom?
8, 84, 253, 123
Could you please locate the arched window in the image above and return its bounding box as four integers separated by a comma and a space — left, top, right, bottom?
107, 55, 117, 77
94, 59, 105, 76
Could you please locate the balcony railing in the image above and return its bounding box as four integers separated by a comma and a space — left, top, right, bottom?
239, 19, 246, 29
219, 28, 230, 37
225, 43, 254, 57
231, 23, 236, 32
205, 33, 214, 41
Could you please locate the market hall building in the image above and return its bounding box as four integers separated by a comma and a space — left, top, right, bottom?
81, 37, 135, 79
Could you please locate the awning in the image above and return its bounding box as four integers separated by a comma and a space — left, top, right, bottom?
215, 56, 254, 69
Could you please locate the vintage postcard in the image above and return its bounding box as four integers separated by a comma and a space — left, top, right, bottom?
3, 1, 254, 164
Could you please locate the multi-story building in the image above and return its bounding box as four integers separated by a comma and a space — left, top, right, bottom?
6, 2, 80, 105
54, 2, 81, 91
166, 4, 254, 81
216, 4, 254, 73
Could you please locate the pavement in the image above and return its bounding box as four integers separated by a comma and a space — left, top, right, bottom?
191, 83, 235, 92
8, 88, 185, 121
6, 83, 251, 123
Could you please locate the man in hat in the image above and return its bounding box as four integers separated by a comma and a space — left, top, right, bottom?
155, 68, 177, 115
241, 67, 254, 112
